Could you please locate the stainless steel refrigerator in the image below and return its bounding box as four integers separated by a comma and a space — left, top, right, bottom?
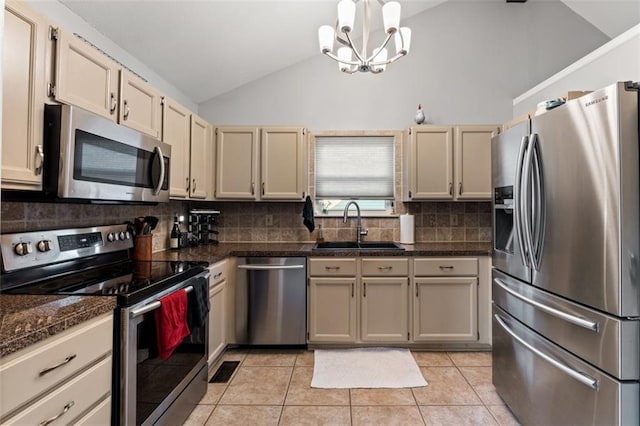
491, 81, 640, 425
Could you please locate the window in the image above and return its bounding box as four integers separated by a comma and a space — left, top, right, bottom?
314, 135, 395, 216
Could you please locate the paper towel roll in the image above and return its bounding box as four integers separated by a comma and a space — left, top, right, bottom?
400, 214, 415, 244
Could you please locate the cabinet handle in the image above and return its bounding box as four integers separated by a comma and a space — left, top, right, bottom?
39, 354, 77, 376
39, 401, 74, 426
409, 190, 412, 199
262, 182, 265, 195
193, 178, 197, 192
35, 145, 44, 175
251, 182, 255, 195
378, 266, 392, 271
449, 182, 453, 196
458, 182, 462, 196
213, 272, 223, 279
186, 177, 190, 192
123, 100, 130, 120
439, 266, 454, 270
416, 284, 419, 298
363, 282, 367, 297
325, 266, 340, 271
351, 282, 354, 298
109, 93, 117, 114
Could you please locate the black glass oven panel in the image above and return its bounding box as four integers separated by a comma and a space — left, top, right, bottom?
135, 311, 206, 425
57, 232, 103, 251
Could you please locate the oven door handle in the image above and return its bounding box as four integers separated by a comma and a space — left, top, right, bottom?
130, 285, 194, 319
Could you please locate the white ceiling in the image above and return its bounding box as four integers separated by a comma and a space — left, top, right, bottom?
59, 0, 639, 105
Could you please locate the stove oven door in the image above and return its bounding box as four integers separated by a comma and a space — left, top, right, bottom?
119, 274, 209, 426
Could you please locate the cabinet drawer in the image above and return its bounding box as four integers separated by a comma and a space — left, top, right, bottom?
361, 258, 409, 276
414, 258, 478, 276
0, 314, 113, 417
309, 258, 357, 276
209, 260, 227, 287
3, 356, 111, 426
74, 396, 111, 426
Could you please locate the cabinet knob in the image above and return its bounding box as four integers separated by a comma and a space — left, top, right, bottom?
110, 93, 117, 114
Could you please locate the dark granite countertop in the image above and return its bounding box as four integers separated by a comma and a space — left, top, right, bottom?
0, 295, 116, 358
152, 242, 492, 263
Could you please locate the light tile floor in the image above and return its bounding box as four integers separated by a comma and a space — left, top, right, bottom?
184, 349, 520, 426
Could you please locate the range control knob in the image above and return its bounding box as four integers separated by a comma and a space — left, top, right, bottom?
119, 231, 127, 240
14, 242, 33, 256
107, 233, 116, 242
37, 240, 52, 252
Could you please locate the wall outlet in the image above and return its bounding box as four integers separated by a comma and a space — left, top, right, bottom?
265, 214, 273, 226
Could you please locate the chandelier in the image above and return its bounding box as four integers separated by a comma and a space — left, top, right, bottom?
318, 0, 411, 74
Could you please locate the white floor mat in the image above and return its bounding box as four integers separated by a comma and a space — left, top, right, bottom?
311, 347, 428, 389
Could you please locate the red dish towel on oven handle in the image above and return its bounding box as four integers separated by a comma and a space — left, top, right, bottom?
155, 289, 190, 360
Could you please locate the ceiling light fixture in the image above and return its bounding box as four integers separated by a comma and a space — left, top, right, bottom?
318, 0, 411, 74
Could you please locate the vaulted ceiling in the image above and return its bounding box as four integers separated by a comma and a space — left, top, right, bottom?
58, 0, 639, 105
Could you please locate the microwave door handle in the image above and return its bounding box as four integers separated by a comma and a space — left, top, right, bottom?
514, 135, 529, 267
152, 146, 165, 196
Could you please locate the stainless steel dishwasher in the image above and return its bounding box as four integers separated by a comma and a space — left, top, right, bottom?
235, 257, 307, 345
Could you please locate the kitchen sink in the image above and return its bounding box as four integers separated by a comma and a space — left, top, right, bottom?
312, 241, 404, 251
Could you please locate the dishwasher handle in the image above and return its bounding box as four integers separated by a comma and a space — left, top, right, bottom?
237, 264, 305, 271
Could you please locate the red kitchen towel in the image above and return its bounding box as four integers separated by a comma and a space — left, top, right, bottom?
155, 289, 190, 360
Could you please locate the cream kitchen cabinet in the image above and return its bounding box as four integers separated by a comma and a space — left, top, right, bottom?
308, 258, 357, 343
208, 260, 228, 367
405, 125, 496, 201
53, 28, 164, 139
0, 313, 113, 424
360, 258, 410, 342
118, 69, 162, 138
413, 258, 478, 342
2, 0, 51, 190
215, 126, 307, 200
163, 98, 213, 200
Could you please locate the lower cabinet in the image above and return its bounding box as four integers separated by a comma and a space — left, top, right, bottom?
360, 277, 409, 342
0, 313, 113, 425
208, 261, 228, 366
308, 278, 357, 343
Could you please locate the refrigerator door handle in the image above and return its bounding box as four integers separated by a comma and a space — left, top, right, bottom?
494, 313, 599, 390
531, 135, 546, 270
522, 133, 537, 270
514, 135, 530, 267
494, 278, 599, 331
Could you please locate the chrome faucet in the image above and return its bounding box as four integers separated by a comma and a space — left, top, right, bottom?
343, 201, 368, 243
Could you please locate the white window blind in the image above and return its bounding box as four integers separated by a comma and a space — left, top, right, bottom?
315, 136, 395, 199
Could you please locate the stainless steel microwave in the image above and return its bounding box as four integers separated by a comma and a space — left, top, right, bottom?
41, 104, 171, 203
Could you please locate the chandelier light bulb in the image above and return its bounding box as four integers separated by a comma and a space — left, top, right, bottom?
382, 1, 401, 34
318, 25, 335, 53
338, 0, 356, 32
371, 47, 388, 72
338, 46, 354, 71
395, 27, 411, 55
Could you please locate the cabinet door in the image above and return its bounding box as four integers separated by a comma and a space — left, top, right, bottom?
119, 69, 162, 138
2, 1, 49, 190
54, 28, 118, 121
208, 280, 226, 366
162, 97, 191, 198
361, 277, 409, 342
215, 127, 258, 199
413, 277, 478, 342
454, 125, 496, 200
308, 278, 356, 343
189, 114, 211, 199
260, 127, 306, 200
409, 126, 453, 200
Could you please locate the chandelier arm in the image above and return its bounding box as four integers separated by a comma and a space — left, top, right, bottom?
344, 31, 367, 64
365, 32, 393, 63
341, 66, 359, 74
370, 51, 405, 66
323, 50, 363, 67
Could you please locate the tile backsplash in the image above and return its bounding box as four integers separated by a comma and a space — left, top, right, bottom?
0, 200, 491, 247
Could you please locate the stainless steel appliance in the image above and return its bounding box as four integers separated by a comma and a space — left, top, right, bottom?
1, 225, 208, 426
491, 81, 640, 425
235, 257, 306, 345
9, 104, 170, 203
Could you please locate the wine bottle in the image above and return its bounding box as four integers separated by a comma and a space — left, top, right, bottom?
170, 217, 180, 249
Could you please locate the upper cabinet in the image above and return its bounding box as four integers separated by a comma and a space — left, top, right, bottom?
189, 115, 213, 200
405, 125, 497, 201
53, 27, 119, 121
2, 0, 51, 190
260, 127, 306, 200
215, 126, 307, 201
54, 29, 162, 139
162, 97, 192, 199
118, 70, 162, 139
